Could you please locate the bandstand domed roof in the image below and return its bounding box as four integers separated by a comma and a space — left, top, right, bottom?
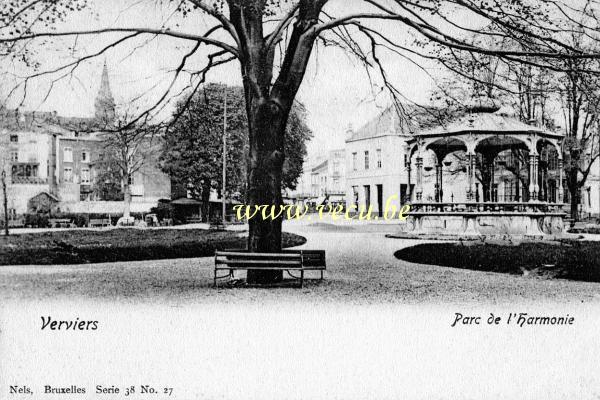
417, 106, 563, 140
404, 106, 564, 157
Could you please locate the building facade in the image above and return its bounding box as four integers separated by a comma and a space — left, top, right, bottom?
285, 149, 346, 207
345, 108, 410, 216
0, 65, 170, 217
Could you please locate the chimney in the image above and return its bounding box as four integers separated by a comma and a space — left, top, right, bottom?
345, 124, 354, 142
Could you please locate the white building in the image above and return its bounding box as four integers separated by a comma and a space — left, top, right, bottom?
285, 149, 346, 207
579, 159, 600, 219
345, 107, 413, 216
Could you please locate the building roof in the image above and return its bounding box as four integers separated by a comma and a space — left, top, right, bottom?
348, 104, 563, 142
0, 65, 115, 136
30, 191, 60, 202
171, 197, 202, 206
347, 104, 447, 142
59, 132, 104, 142
311, 159, 328, 173
0, 108, 99, 135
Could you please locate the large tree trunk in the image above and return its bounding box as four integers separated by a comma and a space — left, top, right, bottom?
123, 182, 131, 219
570, 191, 579, 221
2, 172, 8, 236
246, 100, 287, 284
228, 1, 322, 284
567, 169, 579, 221
201, 181, 211, 223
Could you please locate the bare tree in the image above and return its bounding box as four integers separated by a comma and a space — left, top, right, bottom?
0, 125, 11, 235
556, 48, 600, 219
5, 1, 600, 282
100, 115, 161, 220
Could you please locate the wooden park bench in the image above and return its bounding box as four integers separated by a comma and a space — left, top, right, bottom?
49, 218, 73, 228
89, 218, 110, 228
213, 249, 326, 288
7, 218, 25, 228
209, 221, 226, 230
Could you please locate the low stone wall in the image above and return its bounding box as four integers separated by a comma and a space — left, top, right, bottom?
58, 201, 157, 214
404, 212, 565, 237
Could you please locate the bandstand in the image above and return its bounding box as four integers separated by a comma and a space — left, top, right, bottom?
403, 106, 567, 238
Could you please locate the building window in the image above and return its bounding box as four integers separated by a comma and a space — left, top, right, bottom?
10, 164, 37, 178
503, 180, 514, 202
364, 151, 369, 170
376, 149, 382, 168
81, 168, 90, 184
81, 150, 90, 163
64, 147, 73, 162
10, 151, 18, 162
64, 167, 73, 183
352, 152, 357, 171
10, 135, 18, 143
548, 152, 559, 170
127, 175, 134, 185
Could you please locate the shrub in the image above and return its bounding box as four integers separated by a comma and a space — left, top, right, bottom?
24, 213, 50, 228
0, 229, 307, 265
150, 202, 174, 221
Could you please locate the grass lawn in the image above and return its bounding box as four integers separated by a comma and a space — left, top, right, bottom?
0, 228, 306, 265
395, 241, 600, 283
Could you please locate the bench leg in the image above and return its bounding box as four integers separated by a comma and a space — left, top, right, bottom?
300, 270, 304, 288
213, 269, 217, 287
320, 270, 323, 280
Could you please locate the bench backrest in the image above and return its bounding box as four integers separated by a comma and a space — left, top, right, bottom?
221, 249, 325, 267
298, 250, 326, 267
215, 251, 303, 268
90, 218, 110, 223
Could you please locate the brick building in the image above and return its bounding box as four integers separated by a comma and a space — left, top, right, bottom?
0, 64, 170, 218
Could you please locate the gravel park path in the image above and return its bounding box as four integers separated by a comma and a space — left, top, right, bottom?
1, 218, 600, 305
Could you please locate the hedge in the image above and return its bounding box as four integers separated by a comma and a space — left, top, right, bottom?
395, 241, 600, 282
0, 229, 306, 265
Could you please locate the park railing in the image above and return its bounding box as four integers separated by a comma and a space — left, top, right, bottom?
408, 202, 567, 215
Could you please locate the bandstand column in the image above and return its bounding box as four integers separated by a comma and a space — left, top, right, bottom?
435, 161, 443, 202
406, 164, 412, 202
405, 153, 412, 202
466, 153, 475, 201
415, 156, 423, 201
529, 153, 539, 201
557, 158, 564, 203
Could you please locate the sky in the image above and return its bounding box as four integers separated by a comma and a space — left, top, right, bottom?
1, 0, 446, 161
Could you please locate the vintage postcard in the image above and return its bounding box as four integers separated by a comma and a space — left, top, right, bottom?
1, 1, 600, 399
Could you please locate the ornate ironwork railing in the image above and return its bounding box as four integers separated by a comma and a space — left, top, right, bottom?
408, 202, 567, 215
11, 176, 48, 185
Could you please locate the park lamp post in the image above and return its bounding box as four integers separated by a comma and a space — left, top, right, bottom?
222, 89, 228, 225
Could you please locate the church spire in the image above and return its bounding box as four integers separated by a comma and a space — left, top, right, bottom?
94, 61, 116, 124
